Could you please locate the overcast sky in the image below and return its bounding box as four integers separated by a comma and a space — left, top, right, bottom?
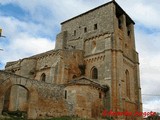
0, 0, 160, 113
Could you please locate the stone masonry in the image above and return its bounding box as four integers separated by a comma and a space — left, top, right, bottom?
0, 1, 142, 120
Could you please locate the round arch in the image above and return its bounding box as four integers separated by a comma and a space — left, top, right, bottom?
0, 77, 38, 119
40, 73, 46, 82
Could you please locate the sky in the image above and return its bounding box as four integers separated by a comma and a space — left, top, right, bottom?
0, 0, 160, 114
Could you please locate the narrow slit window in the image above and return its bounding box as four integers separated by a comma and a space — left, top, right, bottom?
118, 18, 122, 29
84, 27, 87, 33
127, 30, 130, 36
99, 92, 102, 99
125, 70, 130, 98
65, 90, 67, 99
74, 30, 76, 36
94, 24, 97, 30
127, 26, 131, 36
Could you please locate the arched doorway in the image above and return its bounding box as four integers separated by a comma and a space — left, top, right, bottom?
3, 85, 29, 113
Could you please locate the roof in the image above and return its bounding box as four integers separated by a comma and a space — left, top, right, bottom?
61, 1, 135, 25
65, 76, 109, 92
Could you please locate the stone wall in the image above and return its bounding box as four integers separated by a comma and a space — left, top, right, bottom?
84, 33, 112, 56
65, 85, 105, 118
0, 71, 107, 119
61, 3, 114, 39
5, 50, 84, 85
0, 71, 66, 119
55, 2, 114, 50
84, 53, 105, 81
1, 1, 142, 120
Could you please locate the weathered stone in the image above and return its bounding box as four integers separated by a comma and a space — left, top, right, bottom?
0, 1, 142, 120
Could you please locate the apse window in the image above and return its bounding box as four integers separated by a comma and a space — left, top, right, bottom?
99, 92, 102, 99
65, 90, 67, 99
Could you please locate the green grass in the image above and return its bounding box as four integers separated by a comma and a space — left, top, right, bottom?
42, 116, 73, 120
35, 116, 89, 120
0, 116, 90, 120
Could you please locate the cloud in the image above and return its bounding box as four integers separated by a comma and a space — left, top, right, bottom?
0, 15, 55, 68
112, 0, 160, 112
144, 100, 160, 112
0, 34, 55, 67
135, 28, 160, 112
117, 0, 160, 29
0, 0, 111, 68
0, 15, 49, 38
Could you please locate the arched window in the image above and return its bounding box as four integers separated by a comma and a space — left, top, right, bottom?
72, 75, 77, 79
125, 70, 130, 98
40, 73, 46, 82
91, 67, 98, 79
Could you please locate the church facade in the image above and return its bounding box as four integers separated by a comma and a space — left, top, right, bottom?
0, 1, 142, 119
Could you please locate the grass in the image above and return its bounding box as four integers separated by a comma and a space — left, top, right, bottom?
0, 115, 90, 120
34, 116, 90, 120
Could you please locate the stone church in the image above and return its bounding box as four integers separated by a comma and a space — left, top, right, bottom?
0, 1, 142, 119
